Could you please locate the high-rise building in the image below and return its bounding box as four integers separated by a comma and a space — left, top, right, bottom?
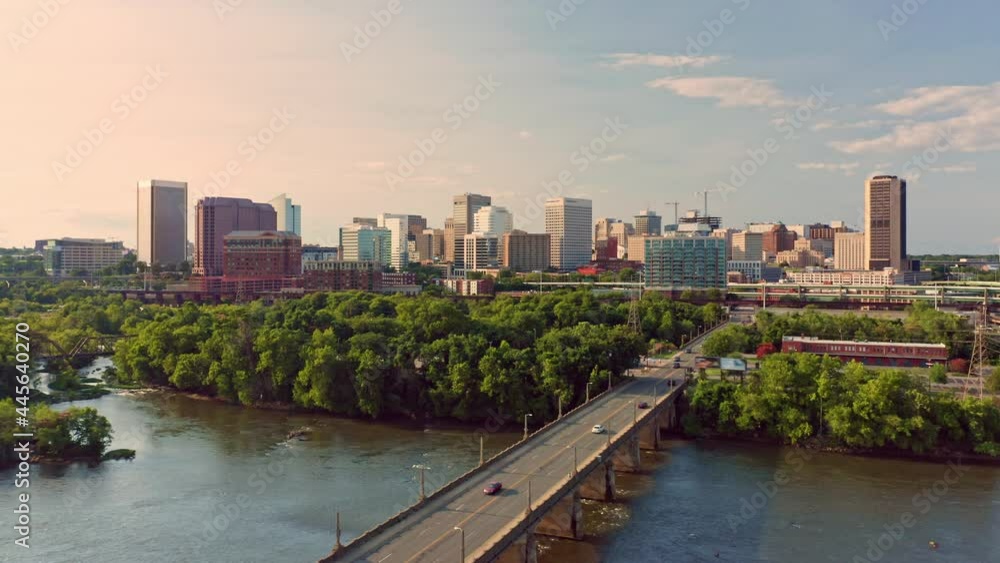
634, 210, 663, 236
405, 215, 428, 239
644, 233, 727, 290
38, 238, 125, 276
193, 197, 277, 277
502, 231, 550, 272
377, 213, 411, 270
353, 217, 379, 227
546, 198, 592, 271
609, 222, 634, 259
452, 193, 492, 270
679, 210, 723, 231
732, 231, 764, 262
711, 229, 738, 261
865, 175, 908, 271
137, 179, 188, 267
463, 233, 501, 271
269, 193, 302, 236
473, 206, 514, 237
414, 228, 445, 263
762, 224, 798, 256
339, 224, 392, 266
595, 218, 621, 242
222, 231, 302, 278
444, 217, 456, 263
627, 235, 660, 264
835, 231, 866, 271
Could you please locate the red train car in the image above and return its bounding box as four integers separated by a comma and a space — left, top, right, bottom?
781, 337, 949, 367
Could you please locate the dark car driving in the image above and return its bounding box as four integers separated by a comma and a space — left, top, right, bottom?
483, 482, 503, 495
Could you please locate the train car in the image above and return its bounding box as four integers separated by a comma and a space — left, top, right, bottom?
781, 336, 948, 367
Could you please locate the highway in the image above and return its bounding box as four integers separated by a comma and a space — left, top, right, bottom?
335, 347, 702, 563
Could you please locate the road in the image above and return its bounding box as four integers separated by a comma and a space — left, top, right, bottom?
338, 346, 704, 563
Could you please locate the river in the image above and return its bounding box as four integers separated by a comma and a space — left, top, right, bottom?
2, 357, 998, 563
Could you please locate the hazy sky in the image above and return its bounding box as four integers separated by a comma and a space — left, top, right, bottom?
3, 0, 999, 253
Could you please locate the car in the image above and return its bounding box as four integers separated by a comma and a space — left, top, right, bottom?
637, 401, 650, 409
483, 482, 503, 495
685, 348, 693, 354
592, 424, 607, 434
673, 359, 682, 369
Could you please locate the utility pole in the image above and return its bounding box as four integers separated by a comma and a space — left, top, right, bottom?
412, 465, 430, 501
335, 512, 342, 550
965, 292, 994, 400
665, 201, 680, 225
479, 435, 484, 466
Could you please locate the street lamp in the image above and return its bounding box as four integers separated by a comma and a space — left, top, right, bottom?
454, 527, 465, 562
523, 413, 533, 440
569, 445, 578, 476
412, 464, 430, 501
586, 382, 592, 403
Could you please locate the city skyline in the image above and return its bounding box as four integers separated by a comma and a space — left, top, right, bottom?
3, 1, 999, 253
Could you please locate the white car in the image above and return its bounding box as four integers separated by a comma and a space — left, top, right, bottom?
591, 424, 606, 434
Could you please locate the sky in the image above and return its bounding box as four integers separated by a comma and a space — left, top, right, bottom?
2, 0, 999, 254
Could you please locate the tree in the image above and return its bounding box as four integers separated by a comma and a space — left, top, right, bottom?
929, 363, 948, 384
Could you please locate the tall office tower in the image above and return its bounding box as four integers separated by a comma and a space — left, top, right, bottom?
193, 197, 277, 276
865, 175, 908, 271
609, 222, 635, 259
732, 231, 764, 261
463, 233, 501, 270
545, 197, 593, 271
711, 228, 738, 261
413, 228, 443, 263
594, 218, 621, 242
353, 217, 379, 227
444, 218, 456, 263
835, 231, 866, 270
339, 224, 392, 267
269, 193, 302, 236
762, 224, 798, 255
634, 210, 663, 236
452, 193, 492, 270
377, 213, 411, 270
473, 206, 514, 237
644, 233, 728, 290
137, 179, 188, 267
503, 231, 551, 272
406, 215, 428, 238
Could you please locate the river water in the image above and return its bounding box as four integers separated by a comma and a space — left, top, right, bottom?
2, 358, 998, 563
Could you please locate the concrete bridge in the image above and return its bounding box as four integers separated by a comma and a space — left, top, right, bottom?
321, 341, 708, 562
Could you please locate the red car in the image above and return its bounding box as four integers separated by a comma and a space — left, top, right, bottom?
637, 401, 650, 409
483, 482, 503, 496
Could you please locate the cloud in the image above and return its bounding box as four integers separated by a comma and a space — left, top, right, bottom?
831, 82, 1000, 154
797, 162, 861, 176
927, 162, 977, 174
518, 130, 533, 140
600, 153, 629, 163
646, 76, 792, 108
602, 53, 728, 70
811, 119, 886, 132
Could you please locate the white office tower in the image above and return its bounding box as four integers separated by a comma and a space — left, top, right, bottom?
545, 197, 593, 271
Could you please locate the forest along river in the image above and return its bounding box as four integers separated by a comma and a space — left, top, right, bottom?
1, 357, 998, 563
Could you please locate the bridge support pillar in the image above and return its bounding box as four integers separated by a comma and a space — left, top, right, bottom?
578, 459, 615, 502
535, 489, 583, 540
657, 403, 677, 432
638, 419, 660, 450
612, 435, 641, 473
494, 526, 538, 563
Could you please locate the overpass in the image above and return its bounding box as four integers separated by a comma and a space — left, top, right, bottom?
320, 334, 714, 563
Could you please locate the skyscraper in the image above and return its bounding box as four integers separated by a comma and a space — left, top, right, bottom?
864, 175, 908, 271
545, 197, 592, 271
377, 213, 410, 270
634, 210, 663, 236
452, 193, 492, 269
269, 193, 302, 236
645, 233, 727, 290
339, 224, 392, 266
193, 197, 277, 276
137, 179, 188, 267
835, 231, 866, 270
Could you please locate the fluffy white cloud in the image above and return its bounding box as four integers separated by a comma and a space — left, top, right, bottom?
602, 53, 728, 70
797, 162, 860, 175
645, 76, 792, 108
831, 82, 1000, 154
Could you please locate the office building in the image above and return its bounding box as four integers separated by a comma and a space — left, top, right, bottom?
634, 210, 663, 237
452, 193, 492, 270
609, 222, 634, 259
222, 231, 302, 278
727, 260, 783, 284
444, 218, 456, 263
546, 197, 592, 271
377, 213, 411, 270
406, 215, 428, 238
473, 206, 514, 238
784, 269, 931, 286
835, 232, 866, 271
304, 260, 382, 292
353, 217, 378, 228
502, 231, 550, 272
339, 224, 392, 266
711, 229, 738, 261
463, 233, 501, 271
413, 228, 445, 263
644, 233, 727, 290
269, 193, 302, 236
762, 224, 798, 256
194, 197, 277, 276
627, 235, 660, 263
732, 231, 764, 262
137, 179, 187, 267
38, 238, 125, 276
865, 175, 908, 271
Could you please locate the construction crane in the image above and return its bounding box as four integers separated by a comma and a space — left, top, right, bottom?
664, 202, 680, 225
695, 188, 727, 217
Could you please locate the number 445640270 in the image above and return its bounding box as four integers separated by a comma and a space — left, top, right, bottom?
14, 323, 30, 419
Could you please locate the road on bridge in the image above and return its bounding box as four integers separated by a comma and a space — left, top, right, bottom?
333, 345, 705, 563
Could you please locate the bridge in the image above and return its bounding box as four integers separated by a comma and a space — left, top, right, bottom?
320, 336, 711, 563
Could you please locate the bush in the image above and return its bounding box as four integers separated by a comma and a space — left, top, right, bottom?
929, 363, 948, 384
